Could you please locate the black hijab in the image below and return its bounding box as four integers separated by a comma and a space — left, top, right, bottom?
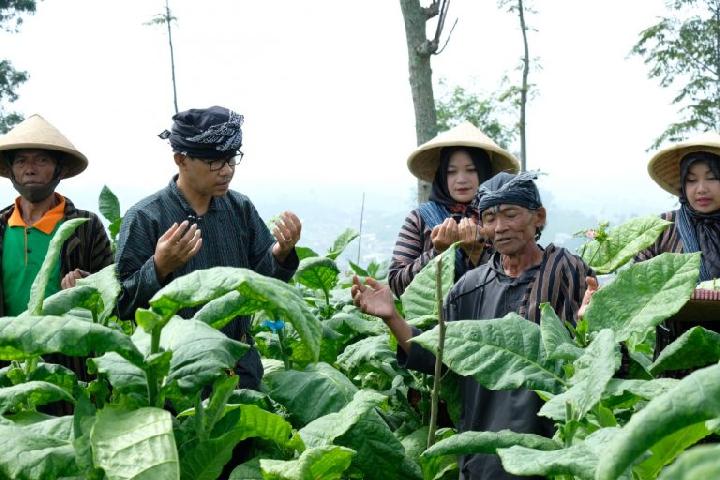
429, 146, 491, 218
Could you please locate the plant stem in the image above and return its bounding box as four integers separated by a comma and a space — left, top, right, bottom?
427, 256, 446, 449
146, 326, 162, 407
277, 327, 291, 371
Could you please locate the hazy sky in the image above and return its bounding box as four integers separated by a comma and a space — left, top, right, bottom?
1, 1, 683, 236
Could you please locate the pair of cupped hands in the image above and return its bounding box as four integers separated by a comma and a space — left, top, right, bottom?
430, 217, 489, 256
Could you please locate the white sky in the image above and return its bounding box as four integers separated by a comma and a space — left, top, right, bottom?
1, 0, 683, 227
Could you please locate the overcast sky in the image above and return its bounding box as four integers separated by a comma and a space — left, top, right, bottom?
1, 1, 683, 234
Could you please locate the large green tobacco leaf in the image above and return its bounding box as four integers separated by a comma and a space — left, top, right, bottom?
27, 218, 88, 314
539, 303, 583, 361
633, 422, 713, 479
539, 329, 619, 421
657, 444, 720, 480
293, 257, 340, 293
193, 290, 245, 330
135, 317, 249, 397
326, 228, 359, 260
596, 363, 720, 480
603, 378, 679, 402
578, 216, 671, 273
401, 244, 456, 320
0, 362, 77, 393
336, 334, 398, 379
91, 407, 179, 480
585, 253, 700, 342
498, 428, 629, 480
41, 285, 101, 317
260, 446, 355, 480
99, 185, 122, 224
299, 391, 418, 480
0, 380, 74, 414
8, 412, 73, 439
650, 326, 720, 375
179, 404, 296, 480
76, 264, 122, 323
0, 422, 78, 479
88, 352, 148, 400
325, 311, 386, 338
0, 315, 144, 366
421, 430, 558, 480
151, 267, 322, 362
264, 362, 357, 426
412, 315, 565, 393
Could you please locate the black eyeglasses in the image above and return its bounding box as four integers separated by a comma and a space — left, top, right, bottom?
183, 151, 243, 171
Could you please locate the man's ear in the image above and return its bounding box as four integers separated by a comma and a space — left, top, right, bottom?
173, 152, 186, 167
534, 206, 547, 229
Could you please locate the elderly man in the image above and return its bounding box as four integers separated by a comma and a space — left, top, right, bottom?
352, 172, 596, 480
0, 115, 113, 316
116, 105, 301, 391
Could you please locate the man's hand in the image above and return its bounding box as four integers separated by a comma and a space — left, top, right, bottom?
351, 276, 396, 321
578, 276, 599, 319
61, 269, 89, 289
431, 218, 459, 253
154, 221, 202, 281
272, 211, 302, 263
457, 217, 486, 259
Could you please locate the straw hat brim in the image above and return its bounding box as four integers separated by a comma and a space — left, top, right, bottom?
0, 115, 88, 179
648, 133, 720, 195
407, 122, 520, 182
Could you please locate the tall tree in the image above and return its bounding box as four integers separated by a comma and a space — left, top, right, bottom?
399, 0, 455, 204
632, 0, 720, 148
499, 0, 534, 171
146, 0, 179, 114
0, 0, 37, 133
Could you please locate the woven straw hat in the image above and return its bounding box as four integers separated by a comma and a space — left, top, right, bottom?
0, 114, 88, 178
648, 132, 720, 195
407, 121, 520, 182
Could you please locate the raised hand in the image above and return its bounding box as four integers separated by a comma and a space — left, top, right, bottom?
351, 276, 396, 321
272, 211, 302, 263
431, 217, 459, 253
60, 268, 89, 289
154, 220, 202, 281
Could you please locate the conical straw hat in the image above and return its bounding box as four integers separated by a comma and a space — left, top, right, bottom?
0, 114, 88, 178
407, 121, 520, 182
648, 132, 720, 195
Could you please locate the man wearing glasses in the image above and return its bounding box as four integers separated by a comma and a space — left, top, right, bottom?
115, 105, 301, 391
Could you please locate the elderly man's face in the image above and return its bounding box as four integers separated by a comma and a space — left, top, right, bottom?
481, 204, 546, 255
11, 149, 59, 187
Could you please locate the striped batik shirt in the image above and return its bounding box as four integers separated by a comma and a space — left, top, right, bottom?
635, 211, 684, 262
388, 209, 491, 298
115, 176, 298, 340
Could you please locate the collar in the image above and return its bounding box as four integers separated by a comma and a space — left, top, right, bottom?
8, 193, 66, 234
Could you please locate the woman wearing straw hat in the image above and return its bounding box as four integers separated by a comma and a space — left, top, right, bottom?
637, 132, 720, 282
389, 122, 520, 297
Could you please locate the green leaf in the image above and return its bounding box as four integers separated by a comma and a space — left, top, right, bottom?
401, 245, 456, 320
91, 407, 179, 480
585, 253, 700, 342
325, 228, 359, 260
658, 443, 720, 480
596, 363, 720, 480
421, 430, 558, 480
41, 285, 101, 317
294, 246, 319, 261
179, 404, 296, 480
294, 257, 340, 293
633, 422, 713, 479
76, 264, 122, 323
8, 412, 73, 440
136, 308, 168, 333
0, 422, 78, 479
229, 458, 263, 479
22, 362, 77, 393
539, 329, 620, 421
260, 446, 355, 480
88, 352, 148, 401
193, 290, 245, 330
0, 315, 144, 366
28, 218, 89, 314
498, 427, 628, 480
603, 378, 680, 401
264, 362, 357, 426
336, 334, 398, 380
347, 260, 369, 277
99, 185, 122, 224
0, 380, 74, 414
650, 326, 720, 375
151, 267, 322, 362
539, 303, 583, 361
412, 315, 565, 393
578, 216, 671, 273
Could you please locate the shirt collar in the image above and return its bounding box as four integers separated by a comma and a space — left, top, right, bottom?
8, 193, 66, 234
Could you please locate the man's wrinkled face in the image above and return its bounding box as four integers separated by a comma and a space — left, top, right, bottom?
480, 204, 546, 255
11, 149, 59, 186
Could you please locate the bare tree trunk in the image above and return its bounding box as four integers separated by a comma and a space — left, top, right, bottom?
165, 0, 179, 114
399, 0, 442, 204
518, 0, 529, 171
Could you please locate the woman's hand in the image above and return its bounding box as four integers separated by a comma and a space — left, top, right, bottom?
351, 276, 396, 321
578, 276, 599, 319
431, 218, 459, 253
